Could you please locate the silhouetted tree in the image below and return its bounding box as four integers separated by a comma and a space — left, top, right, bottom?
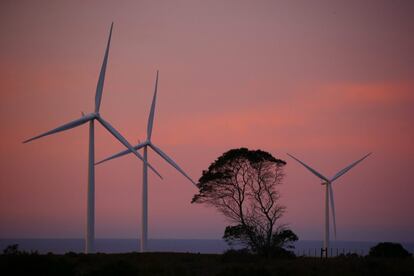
3, 244, 20, 255
2, 244, 38, 256
192, 148, 297, 256
368, 242, 412, 258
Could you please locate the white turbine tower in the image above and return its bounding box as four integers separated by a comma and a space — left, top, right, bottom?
96, 71, 196, 252
23, 23, 161, 254
287, 153, 371, 257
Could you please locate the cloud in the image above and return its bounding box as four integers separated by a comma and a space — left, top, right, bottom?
323, 81, 414, 106
155, 80, 414, 154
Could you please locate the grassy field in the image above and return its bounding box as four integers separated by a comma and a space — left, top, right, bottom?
1, 252, 414, 276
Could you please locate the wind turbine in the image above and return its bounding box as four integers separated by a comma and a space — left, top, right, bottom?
287, 153, 371, 257
96, 71, 196, 252
23, 23, 161, 254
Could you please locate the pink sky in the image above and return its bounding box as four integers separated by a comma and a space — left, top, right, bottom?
1, 0, 413, 242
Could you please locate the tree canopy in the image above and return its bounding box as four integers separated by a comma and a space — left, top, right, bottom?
192, 148, 296, 256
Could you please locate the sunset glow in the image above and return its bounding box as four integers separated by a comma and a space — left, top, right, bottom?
1, 0, 413, 243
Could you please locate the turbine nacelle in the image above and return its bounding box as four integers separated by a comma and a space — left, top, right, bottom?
86, 112, 99, 119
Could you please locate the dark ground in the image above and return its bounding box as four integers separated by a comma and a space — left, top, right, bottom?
1, 252, 414, 276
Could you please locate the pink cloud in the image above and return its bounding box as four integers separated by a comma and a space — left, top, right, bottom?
154, 80, 414, 155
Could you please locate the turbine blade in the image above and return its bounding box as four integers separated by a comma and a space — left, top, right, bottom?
95, 141, 148, 165
147, 70, 159, 141
287, 153, 330, 183
95, 22, 113, 113
329, 183, 337, 239
149, 143, 196, 185
96, 116, 162, 179
330, 153, 372, 182
23, 114, 94, 143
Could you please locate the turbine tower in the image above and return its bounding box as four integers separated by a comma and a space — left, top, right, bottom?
287, 153, 371, 257
23, 23, 161, 254
96, 71, 196, 252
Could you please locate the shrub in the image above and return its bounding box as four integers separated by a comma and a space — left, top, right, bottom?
3, 244, 21, 255
368, 242, 412, 258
